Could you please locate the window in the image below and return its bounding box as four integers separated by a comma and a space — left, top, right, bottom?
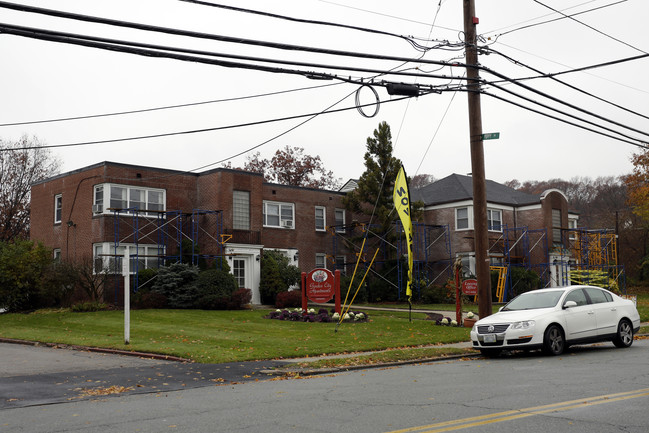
233, 191, 250, 230
456, 207, 469, 230
263, 201, 294, 228
565, 288, 588, 306
54, 194, 62, 224
335, 208, 345, 233
335, 256, 346, 275
315, 253, 326, 269
552, 209, 562, 244
129, 188, 146, 212
585, 287, 612, 304
457, 253, 475, 278
110, 186, 127, 210
93, 185, 104, 213
315, 206, 326, 231
53, 249, 61, 262
94, 184, 166, 216
233, 258, 246, 288
93, 243, 162, 274
487, 209, 502, 232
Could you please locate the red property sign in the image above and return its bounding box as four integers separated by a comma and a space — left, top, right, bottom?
462, 279, 478, 296
302, 268, 341, 313
306, 269, 335, 302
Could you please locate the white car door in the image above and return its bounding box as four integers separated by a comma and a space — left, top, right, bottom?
584, 287, 619, 336
562, 288, 597, 340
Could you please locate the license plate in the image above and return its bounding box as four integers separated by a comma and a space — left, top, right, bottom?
483, 334, 496, 343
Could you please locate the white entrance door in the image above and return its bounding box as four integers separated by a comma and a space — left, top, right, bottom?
233, 257, 247, 290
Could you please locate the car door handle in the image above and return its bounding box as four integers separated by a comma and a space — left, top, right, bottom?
587, 311, 595, 315
610, 308, 617, 311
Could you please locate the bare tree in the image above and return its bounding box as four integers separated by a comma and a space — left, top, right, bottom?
0, 136, 60, 241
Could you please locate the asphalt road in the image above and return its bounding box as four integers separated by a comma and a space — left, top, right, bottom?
0, 342, 292, 410
2, 339, 649, 432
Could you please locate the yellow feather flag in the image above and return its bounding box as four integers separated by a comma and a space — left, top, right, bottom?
393, 166, 414, 300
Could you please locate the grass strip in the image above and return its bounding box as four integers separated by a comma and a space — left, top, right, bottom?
0, 308, 471, 364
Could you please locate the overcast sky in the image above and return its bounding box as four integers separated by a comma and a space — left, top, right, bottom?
1, 0, 647, 186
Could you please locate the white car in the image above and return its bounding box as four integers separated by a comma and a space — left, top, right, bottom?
470, 285, 641, 357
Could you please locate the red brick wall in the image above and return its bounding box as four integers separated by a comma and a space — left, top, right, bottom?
260, 183, 348, 272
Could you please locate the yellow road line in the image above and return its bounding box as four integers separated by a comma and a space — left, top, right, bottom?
386, 388, 649, 433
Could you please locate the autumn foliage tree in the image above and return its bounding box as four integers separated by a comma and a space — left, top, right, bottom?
242, 146, 341, 190
0, 136, 60, 241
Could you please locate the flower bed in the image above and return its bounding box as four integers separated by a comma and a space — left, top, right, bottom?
267, 308, 369, 323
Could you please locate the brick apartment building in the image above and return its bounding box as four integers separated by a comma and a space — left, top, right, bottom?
30, 161, 350, 304
31, 163, 594, 305
412, 174, 580, 288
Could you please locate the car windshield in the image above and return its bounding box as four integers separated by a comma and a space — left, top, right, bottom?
501, 290, 565, 311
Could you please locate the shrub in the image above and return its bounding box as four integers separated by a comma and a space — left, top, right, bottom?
259, 250, 300, 304
275, 290, 302, 309
507, 266, 541, 298
0, 240, 51, 312
228, 288, 252, 310
419, 284, 449, 304
150, 263, 200, 308
70, 301, 109, 312
195, 268, 238, 309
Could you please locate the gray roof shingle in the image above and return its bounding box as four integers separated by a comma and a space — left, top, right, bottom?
411, 173, 541, 207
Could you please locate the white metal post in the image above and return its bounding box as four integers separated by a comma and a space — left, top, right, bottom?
123, 247, 130, 344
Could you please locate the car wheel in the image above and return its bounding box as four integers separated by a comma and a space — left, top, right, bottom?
479, 349, 502, 358
543, 325, 565, 356
612, 319, 634, 348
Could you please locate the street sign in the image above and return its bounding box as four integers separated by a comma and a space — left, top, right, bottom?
481, 132, 500, 140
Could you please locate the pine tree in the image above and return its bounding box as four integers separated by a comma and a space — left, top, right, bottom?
343, 121, 403, 235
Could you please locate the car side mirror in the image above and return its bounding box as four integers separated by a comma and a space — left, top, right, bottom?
563, 300, 577, 309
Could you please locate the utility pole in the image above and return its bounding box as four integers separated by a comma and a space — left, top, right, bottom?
463, 0, 492, 319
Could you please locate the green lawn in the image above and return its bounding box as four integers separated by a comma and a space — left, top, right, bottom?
0, 308, 470, 364
1, 293, 646, 366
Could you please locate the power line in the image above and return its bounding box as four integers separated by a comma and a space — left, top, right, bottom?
0, 92, 422, 152
532, 0, 647, 54
0, 23, 467, 83
485, 0, 627, 38
5, 22, 646, 150
484, 46, 649, 122
318, 0, 460, 33
477, 63, 649, 140
179, 0, 435, 52
490, 40, 649, 95
0, 82, 342, 127
481, 89, 648, 150
0, 2, 462, 68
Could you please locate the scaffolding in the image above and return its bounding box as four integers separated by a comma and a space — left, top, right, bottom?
486, 225, 624, 301
108, 207, 225, 303
328, 221, 453, 301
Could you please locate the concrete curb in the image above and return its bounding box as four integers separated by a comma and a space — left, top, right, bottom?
0, 337, 193, 363
260, 352, 481, 377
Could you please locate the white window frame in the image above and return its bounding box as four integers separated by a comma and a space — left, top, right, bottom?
93, 184, 166, 217
487, 209, 503, 232
455, 206, 471, 231
93, 243, 163, 274
457, 252, 476, 278
335, 208, 345, 233
315, 253, 327, 269
53, 248, 61, 262
263, 200, 294, 229
233, 190, 250, 230
54, 194, 62, 224
315, 206, 326, 232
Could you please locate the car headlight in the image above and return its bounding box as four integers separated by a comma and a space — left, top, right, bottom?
511, 320, 535, 330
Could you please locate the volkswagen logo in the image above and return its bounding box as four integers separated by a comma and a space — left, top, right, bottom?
487, 324, 495, 333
